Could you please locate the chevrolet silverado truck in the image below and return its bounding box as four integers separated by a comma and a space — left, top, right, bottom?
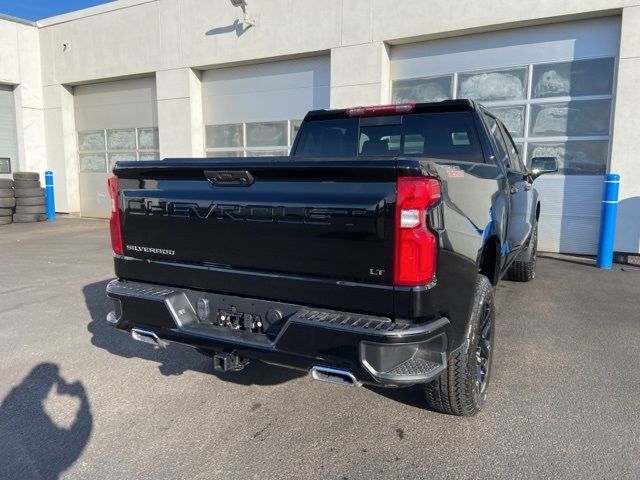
105, 100, 556, 416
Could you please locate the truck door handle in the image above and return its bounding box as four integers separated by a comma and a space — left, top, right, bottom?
204, 170, 254, 186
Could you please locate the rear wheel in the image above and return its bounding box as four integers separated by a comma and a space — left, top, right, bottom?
423, 274, 494, 416
507, 223, 537, 282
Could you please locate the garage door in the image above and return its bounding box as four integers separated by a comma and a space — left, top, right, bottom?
391, 17, 620, 254
202, 56, 330, 157
0, 85, 18, 177
74, 77, 158, 218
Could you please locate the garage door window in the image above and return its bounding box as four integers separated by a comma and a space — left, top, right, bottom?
0, 158, 12, 174
392, 57, 615, 175
458, 67, 528, 102
529, 100, 611, 137
78, 127, 159, 172
527, 141, 610, 176
392, 75, 453, 103
486, 105, 525, 137
532, 58, 615, 98
205, 120, 299, 157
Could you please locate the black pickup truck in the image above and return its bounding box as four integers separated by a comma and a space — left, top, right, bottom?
105, 100, 556, 416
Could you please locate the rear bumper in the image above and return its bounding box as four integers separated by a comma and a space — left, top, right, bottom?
106, 279, 450, 386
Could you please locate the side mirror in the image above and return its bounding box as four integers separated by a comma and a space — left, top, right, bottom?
530, 157, 558, 179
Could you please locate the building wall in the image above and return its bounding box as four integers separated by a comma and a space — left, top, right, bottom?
610, 6, 640, 254
0, 0, 638, 252
0, 17, 46, 177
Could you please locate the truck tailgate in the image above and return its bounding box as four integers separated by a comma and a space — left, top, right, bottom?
115, 158, 397, 291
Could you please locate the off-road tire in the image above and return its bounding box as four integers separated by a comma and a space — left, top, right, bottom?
423, 275, 495, 416
13, 213, 46, 223
16, 196, 46, 206
13, 172, 39, 181
0, 179, 14, 188
14, 180, 41, 189
14, 188, 44, 198
0, 188, 14, 198
507, 224, 537, 282
0, 216, 12, 225
16, 205, 46, 214
0, 198, 16, 208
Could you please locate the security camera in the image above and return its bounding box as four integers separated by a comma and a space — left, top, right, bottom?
229, 0, 255, 27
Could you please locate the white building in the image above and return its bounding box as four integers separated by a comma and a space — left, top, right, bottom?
0, 0, 639, 256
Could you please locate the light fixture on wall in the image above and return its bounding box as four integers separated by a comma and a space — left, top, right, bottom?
229, 0, 256, 28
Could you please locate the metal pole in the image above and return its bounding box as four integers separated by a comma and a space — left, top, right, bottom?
596, 173, 620, 269
45, 170, 56, 222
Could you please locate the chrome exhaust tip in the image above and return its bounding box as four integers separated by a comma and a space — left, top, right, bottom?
130, 328, 166, 348
106, 311, 119, 325
310, 366, 361, 387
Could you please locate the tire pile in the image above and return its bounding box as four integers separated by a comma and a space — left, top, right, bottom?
0, 172, 47, 226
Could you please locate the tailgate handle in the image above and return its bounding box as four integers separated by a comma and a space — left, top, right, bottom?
204, 170, 254, 186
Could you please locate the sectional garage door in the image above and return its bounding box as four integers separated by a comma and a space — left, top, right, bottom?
74, 77, 158, 218
201, 56, 330, 157
0, 85, 18, 177
390, 17, 620, 254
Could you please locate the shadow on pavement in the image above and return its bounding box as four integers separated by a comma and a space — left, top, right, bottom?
365, 385, 430, 410
211, 361, 305, 386
0, 363, 92, 480
83, 279, 303, 385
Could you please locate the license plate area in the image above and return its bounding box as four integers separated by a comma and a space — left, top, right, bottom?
178, 290, 301, 342
200, 301, 264, 334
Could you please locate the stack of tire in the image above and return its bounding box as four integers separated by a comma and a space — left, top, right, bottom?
0, 177, 15, 225
12, 172, 47, 223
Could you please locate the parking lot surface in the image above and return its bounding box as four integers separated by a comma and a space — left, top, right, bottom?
0, 218, 639, 479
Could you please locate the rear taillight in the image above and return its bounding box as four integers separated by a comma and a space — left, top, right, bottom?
107, 176, 123, 255
346, 103, 415, 117
394, 177, 441, 286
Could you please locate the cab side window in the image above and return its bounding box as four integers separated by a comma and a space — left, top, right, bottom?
499, 122, 526, 173
483, 113, 509, 170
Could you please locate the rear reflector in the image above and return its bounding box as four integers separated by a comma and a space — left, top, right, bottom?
346, 103, 415, 117
394, 177, 441, 286
107, 176, 123, 255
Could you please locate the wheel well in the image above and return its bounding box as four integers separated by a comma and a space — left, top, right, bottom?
479, 236, 500, 286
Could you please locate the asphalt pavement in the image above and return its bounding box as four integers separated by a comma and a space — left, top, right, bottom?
0, 218, 638, 479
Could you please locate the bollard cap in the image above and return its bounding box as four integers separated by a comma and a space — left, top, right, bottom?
605, 173, 620, 181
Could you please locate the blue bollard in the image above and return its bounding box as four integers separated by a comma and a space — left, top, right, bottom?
45, 170, 56, 222
596, 173, 620, 269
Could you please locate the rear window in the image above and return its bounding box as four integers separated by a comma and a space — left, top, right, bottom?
293, 111, 483, 162
293, 119, 358, 157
